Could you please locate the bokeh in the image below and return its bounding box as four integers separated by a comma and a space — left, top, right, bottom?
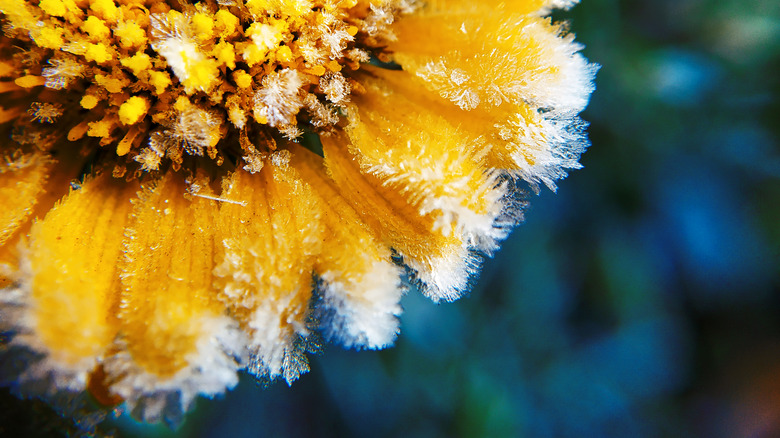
2, 0, 778, 436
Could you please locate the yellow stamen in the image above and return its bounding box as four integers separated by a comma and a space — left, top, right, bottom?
118, 96, 149, 126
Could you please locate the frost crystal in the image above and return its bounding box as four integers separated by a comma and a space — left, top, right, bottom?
41, 56, 85, 90
27, 102, 63, 123
304, 94, 340, 128
320, 72, 351, 105
170, 105, 223, 157
254, 69, 305, 128
320, 25, 354, 58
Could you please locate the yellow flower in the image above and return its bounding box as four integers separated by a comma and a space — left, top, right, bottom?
0, 0, 596, 424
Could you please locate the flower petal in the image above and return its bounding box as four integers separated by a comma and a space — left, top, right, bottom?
349, 75, 512, 249
0, 152, 52, 246
413, 0, 550, 19
322, 132, 477, 302
1, 173, 136, 394
392, 11, 596, 113
288, 144, 404, 350
0, 152, 84, 286
105, 172, 243, 425
368, 66, 588, 192
214, 151, 321, 384
387, 6, 597, 191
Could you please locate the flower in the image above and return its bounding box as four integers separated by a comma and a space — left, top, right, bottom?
0, 0, 596, 425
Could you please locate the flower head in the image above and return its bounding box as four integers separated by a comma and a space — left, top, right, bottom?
0, 0, 596, 425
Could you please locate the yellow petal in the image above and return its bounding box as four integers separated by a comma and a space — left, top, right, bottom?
370, 46, 590, 190
347, 76, 509, 247
0, 152, 83, 287
403, 0, 548, 21
0, 152, 53, 246
105, 171, 242, 423
392, 9, 595, 112
214, 151, 322, 383
6, 173, 137, 391
387, 7, 597, 190
289, 144, 403, 349
396, 14, 596, 112
322, 132, 476, 302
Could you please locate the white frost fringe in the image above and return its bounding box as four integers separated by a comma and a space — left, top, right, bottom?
243, 295, 317, 385
316, 259, 404, 350
0, 256, 98, 395
102, 315, 246, 425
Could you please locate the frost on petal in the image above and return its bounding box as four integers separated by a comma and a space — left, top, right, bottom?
322, 132, 478, 302
0, 174, 137, 425
315, 260, 403, 349
0, 151, 84, 288
415, 62, 481, 110
538, 0, 581, 14
0, 0, 597, 422
214, 152, 322, 382
103, 315, 245, 425
393, 15, 598, 114
374, 7, 597, 191
108, 172, 243, 425
346, 77, 513, 251
492, 107, 590, 192
289, 144, 404, 349
0, 151, 52, 246
0, 176, 135, 390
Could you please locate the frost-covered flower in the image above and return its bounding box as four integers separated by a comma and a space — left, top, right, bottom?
0, 0, 596, 425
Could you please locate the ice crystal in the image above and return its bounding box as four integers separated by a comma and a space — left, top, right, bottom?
41, 56, 86, 90
320, 72, 352, 105
27, 102, 63, 124
254, 69, 305, 128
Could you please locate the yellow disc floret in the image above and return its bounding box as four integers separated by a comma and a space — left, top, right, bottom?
232, 70, 252, 89
80, 95, 99, 109
87, 119, 113, 138
276, 45, 293, 63
213, 40, 237, 69
39, 0, 67, 17
147, 70, 171, 95
182, 58, 219, 93
191, 12, 214, 41
89, 0, 118, 22
114, 20, 147, 49
82, 16, 111, 40
94, 73, 126, 93
120, 53, 152, 77
0, 0, 401, 172
85, 43, 113, 64
214, 9, 240, 37
33, 27, 65, 49
118, 96, 150, 125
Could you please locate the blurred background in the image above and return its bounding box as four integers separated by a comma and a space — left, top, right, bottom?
2, 0, 779, 436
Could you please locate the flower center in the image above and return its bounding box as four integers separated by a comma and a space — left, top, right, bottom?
0, 0, 408, 176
